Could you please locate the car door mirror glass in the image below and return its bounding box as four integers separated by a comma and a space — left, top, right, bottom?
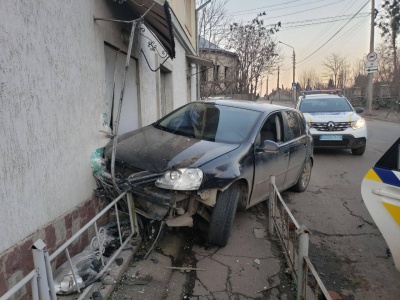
259, 140, 279, 152
355, 107, 364, 114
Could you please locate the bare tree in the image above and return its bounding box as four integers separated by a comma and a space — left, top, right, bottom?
197, 0, 231, 47
322, 53, 347, 88
298, 68, 320, 89
337, 60, 351, 89
375, 42, 400, 83
378, 0, 400, 84
227, 17, 281, 96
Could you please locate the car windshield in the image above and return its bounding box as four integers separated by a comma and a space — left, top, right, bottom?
299, 97, 353, 113
155, 102, 262, 143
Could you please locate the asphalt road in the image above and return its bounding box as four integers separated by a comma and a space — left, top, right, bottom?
283, 117, 400, 300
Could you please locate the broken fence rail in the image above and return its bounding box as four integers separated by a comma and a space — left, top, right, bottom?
1, 191, 138, 300
268, 175, 332, 300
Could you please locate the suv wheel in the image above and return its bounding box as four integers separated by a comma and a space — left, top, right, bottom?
208, 184, 239, 247
352, 144, 366, 156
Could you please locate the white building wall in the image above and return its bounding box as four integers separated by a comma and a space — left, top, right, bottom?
0, 0, 195, 254
172, 42, 190, 109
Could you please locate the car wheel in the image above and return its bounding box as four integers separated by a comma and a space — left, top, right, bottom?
208, 184, 240, 247
292, 157, 312, 192
352, 144, 366, 156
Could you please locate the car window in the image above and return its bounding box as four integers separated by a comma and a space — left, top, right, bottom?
282, 110, 301, 141
156, 102, 262, 144
299, 97, 353, 113
376, 138, 400, 171
296, 111, 306, 135
257, 112, 284, 145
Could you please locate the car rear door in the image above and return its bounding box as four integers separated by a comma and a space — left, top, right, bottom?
282, 110, 308, 189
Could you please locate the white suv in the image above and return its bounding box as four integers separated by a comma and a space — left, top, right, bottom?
296, 90, 367, 155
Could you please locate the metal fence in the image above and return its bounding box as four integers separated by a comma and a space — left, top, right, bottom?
268, 176, 332, 300
0, 191, 138, 300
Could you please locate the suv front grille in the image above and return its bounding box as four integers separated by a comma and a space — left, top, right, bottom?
310, 122, 351, 132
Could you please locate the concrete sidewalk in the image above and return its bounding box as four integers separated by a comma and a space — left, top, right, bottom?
78, 206, 295, 300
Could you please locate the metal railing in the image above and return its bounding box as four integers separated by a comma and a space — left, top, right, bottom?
1, 191, 138, 300
268, 176, 332, 300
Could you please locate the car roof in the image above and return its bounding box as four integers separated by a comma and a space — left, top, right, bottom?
201, 99, 292, 113
301, 94, 344, 99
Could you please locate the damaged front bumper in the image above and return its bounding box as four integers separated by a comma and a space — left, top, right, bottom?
95, 170, 217, 227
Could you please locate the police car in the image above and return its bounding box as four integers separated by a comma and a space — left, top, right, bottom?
361, 138, 400, 271
296, 90, 367, 155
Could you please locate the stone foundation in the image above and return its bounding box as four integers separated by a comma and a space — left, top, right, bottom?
0, 196, 109, 299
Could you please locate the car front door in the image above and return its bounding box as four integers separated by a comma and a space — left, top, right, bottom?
282, 110, 308, 189
250, 112, 290, 206
361, 138, 400, 271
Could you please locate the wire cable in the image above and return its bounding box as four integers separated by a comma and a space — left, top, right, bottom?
296, 0, 370, 65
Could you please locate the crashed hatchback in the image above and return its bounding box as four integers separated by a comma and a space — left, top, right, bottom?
101, 100, 313, 246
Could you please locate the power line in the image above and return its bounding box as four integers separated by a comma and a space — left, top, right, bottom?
258, 0, 347, 21
296, 0, 370, 65
278, 14, 369, 31
296, 0, 358, 56
227, 0, 301, 15
227, 0, 332, 17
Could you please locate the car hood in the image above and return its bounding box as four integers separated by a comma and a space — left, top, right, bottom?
302, 111, 360, 122
104, 125, 240, 173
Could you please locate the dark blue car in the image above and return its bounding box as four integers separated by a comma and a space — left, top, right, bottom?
103, 100, 313, 246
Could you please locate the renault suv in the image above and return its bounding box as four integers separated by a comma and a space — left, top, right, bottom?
296, 90, 367, 155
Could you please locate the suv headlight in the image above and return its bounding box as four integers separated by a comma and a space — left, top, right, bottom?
351, 118, 365, 129
155, 168, 203, 190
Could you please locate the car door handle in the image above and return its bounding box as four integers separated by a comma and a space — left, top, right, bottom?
284, 152, 289, 157
372, 189, 400, 201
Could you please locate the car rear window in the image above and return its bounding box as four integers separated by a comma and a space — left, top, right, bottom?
299, 98, 353, 113
156, 102, 262, 143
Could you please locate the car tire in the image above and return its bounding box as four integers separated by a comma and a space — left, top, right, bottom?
292, 157, 312, 192
208, 184, 240, 247
351, 144, 366, 156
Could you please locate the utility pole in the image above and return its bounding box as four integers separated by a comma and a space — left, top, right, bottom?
266, 76, 269, 100
366, 0, 375, 114
277, 67, 280, 102
292, 49, 296, 104
279, 41, 296, 103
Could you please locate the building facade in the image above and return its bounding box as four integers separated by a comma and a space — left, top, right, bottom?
0, 0, 199, 297
198, 36, 239, 98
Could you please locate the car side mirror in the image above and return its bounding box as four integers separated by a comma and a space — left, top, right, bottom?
258, 140, 279, 152
355, 107, 364, 114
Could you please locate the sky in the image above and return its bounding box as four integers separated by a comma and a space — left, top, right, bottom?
220, 0, 384, 96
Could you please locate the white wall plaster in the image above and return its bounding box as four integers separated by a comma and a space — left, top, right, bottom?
0, 0, 194, 253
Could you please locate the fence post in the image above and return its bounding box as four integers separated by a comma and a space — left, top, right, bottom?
31, 240, 51, 300
296, 227, 309, 300
44, 250, 57, 300
268, 176, 276, 235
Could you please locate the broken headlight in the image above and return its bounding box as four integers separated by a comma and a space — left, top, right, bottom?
155, 168, 203, 190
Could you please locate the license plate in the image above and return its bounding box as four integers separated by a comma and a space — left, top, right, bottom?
320, 135, 342, 141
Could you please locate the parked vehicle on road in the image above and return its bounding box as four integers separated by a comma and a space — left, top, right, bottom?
296, 90, 367, 155
101, 100, 314, 246
361, 137, 400, 271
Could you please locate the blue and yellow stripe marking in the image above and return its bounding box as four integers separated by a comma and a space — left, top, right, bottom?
372, 167, 400, 188
364, 167, 400, 226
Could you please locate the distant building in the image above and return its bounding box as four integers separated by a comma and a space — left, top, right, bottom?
199, 36, 239, 98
